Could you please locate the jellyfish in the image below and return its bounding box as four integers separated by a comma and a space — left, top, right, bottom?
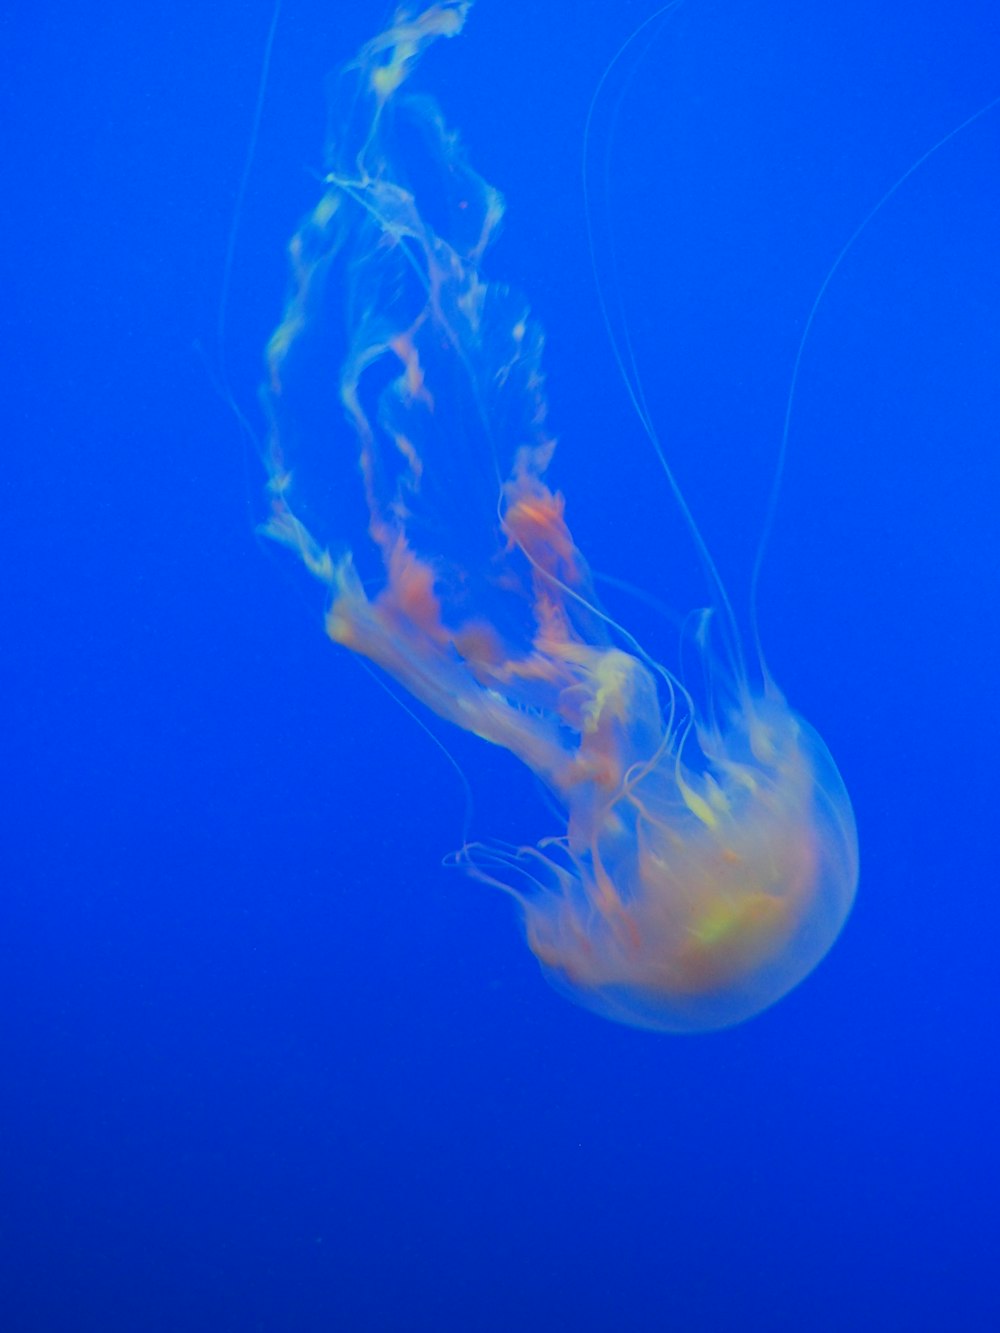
262, 1, 858, 1032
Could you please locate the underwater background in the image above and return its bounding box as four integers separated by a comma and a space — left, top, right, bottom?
2, 0, 998, 1329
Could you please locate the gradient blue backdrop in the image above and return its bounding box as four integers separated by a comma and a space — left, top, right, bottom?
3, 1, 998, 1329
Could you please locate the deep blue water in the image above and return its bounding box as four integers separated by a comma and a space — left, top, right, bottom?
3, 2, 998, 1330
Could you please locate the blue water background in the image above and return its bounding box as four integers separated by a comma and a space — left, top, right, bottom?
3, 1, 998, 1328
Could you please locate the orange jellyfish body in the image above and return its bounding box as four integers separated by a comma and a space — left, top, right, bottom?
263, 1, 858, 1031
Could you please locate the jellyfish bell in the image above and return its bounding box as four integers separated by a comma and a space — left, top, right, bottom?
456, 630, 858, 1032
